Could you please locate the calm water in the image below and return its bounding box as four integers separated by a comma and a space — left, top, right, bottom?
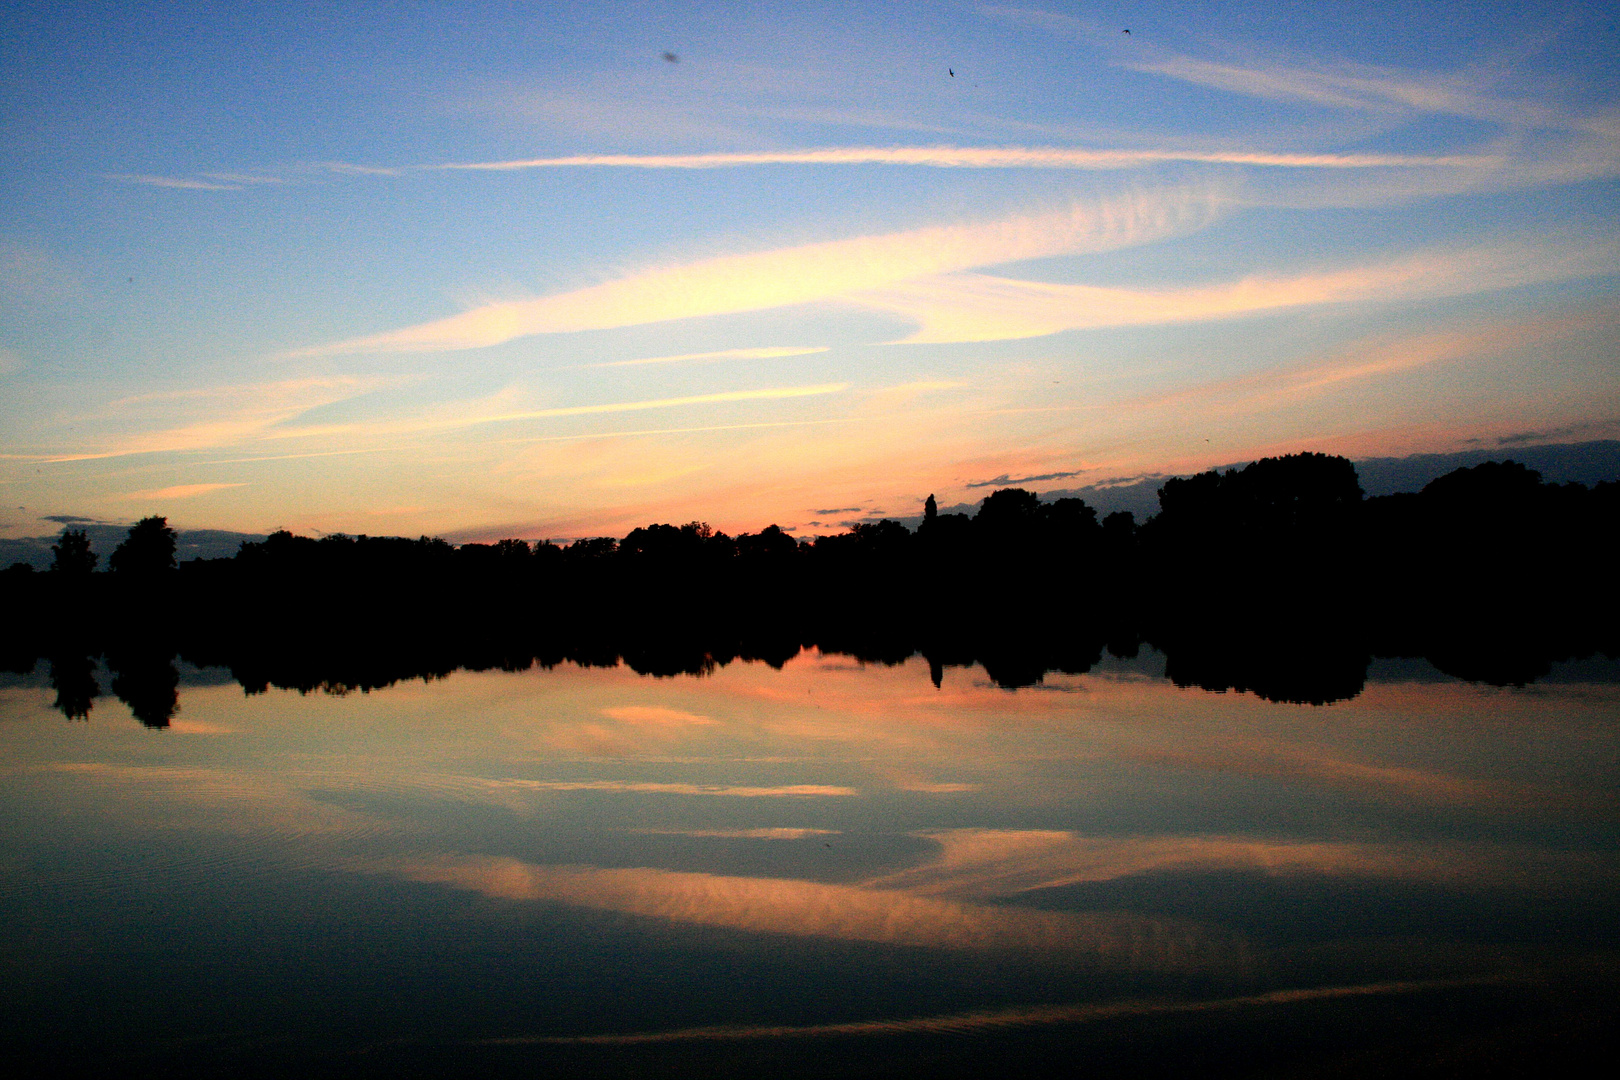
2, 648, 1617, 1076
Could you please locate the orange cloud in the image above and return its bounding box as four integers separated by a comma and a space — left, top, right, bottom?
856, 236, 1620, 343
289, 186, 1222, 356
119, 482, 246, 501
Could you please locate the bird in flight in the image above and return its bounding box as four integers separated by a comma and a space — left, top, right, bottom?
1122, 28, 1131, 34
662, 51, 678, 63
949, 68, 954, 76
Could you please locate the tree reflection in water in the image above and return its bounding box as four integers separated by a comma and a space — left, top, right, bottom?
26, 617, 1615, 722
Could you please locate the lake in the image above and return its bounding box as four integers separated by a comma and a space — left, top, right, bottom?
2, 646, 1616, 1077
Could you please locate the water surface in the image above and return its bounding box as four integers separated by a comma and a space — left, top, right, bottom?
2, 648, 1616, 1076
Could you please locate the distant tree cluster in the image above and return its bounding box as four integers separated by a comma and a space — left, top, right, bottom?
3, 455, 1615, 629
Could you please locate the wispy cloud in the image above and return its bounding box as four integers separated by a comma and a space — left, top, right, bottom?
199, 172, 285, 185
22, 376, 390, 462
286, 383, 853, 441
494, 417, 858, 448
586, 346, 828, 368
22, 379, 847, 464
289, 186, 1223, 357
318, 161, 405, 177
1126, 54, 1590, 131
1126, 303, 1620, 419
856, 234, 1620, 343
103, 173, 241, 191
433, 145, 1491, 172
119, 482, 247, 501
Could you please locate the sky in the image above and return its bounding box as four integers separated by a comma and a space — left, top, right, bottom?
1, 0, 1617, 542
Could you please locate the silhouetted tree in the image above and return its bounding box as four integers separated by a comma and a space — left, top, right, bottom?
924, 494, 938, 523
735, 524, 798, 562
109, 516, 177, 576
50, 529, 97, 576
975, 487, 1042, 530
566, 537, 618, 562
493, 538, 532, 562
1145, 452, 1364, 605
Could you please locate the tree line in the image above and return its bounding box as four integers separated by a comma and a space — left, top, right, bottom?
3, 451, 1615, 722
2, 452, 1614, 685
14, 451, 1615, 604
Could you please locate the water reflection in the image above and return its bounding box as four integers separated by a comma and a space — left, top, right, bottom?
14, 625, 1618, 726
48, 651, 98, 720
107, 647, 180, 728
0, 646, 1616, 1075
382, 855, 1240, 971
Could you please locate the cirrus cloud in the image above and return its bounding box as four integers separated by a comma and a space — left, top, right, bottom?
288, 185, 1225, 357
119, 482, 247, 501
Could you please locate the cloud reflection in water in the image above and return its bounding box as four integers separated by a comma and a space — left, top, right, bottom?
381, 854, 1240, 971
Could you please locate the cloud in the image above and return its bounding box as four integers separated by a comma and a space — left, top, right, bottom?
319, 162, 404, 176
585, 346, 828, 368
103, 173, 240, 191
1124, 54, 1588, 131
26, 378, 847, 463
1124, 303, 1620, 422
287, 383, 852, 441
811, 506, 863, 515
199, 172, 285, 185
495, 417, 858, 448
854, 234, 1620, 343
42, 514, 99, 524
966, 469, 1087, 488
433, 145, 1491, 172
1495, 421, 1617, 446
119, 483, 247, 501
31, 375, 390, 462
289, 186, 1223, 357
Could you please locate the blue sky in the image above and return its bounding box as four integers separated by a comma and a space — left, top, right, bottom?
2, 0, 1617, 540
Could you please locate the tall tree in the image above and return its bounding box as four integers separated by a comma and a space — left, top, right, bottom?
109, 517, 177, 576
50, 528, 97, 576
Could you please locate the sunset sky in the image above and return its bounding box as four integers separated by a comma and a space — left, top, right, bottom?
2, 0, 1617, 542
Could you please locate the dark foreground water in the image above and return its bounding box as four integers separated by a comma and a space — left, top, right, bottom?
2, 648, 1617, 1077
